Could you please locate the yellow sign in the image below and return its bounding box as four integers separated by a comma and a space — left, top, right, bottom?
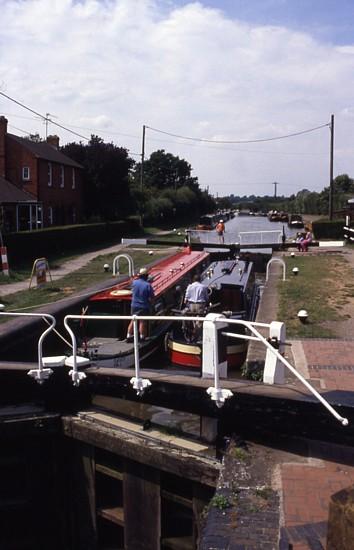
29, 258, 52, 289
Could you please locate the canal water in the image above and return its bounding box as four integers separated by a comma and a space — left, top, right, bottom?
191, 214, 299, 247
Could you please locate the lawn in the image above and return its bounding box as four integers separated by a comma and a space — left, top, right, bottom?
278, 253, 353, 338
0, 246, 172, 314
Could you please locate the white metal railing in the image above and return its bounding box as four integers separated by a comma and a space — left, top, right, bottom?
266, 258, 286, 282
344, 226, 354, 241
187, 229, 224, 245
63, 313, 349, 425
112, 253, 135, 276
0, 311, 58, 383
187, 229, 283, 246
239, 230, 282, 245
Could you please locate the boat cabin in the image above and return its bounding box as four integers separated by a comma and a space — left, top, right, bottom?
76, 250, 210, 368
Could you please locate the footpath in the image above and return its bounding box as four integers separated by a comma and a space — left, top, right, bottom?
0, 241, 127, 297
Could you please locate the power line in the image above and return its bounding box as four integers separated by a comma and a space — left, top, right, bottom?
0, 91, 90, 141
8, 124, 31, 135
146, 122, 330, 144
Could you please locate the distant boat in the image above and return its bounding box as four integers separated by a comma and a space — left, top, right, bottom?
268, 210, 281, 221
237, 209, 251, 216
196, 214, 218, 230
288, 214, 304, 229
280, 212, 289, 222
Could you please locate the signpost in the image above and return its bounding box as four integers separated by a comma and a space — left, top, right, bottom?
29, 258, 52, 288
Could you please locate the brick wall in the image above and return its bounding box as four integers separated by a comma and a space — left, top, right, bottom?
6, 136, 38, 197
37, 159, 83, 226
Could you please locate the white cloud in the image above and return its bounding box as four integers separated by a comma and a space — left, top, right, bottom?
1, 0, 354, 196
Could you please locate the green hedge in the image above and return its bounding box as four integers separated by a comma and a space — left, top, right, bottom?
4, 220, 140, 265
312, 218, 345, 239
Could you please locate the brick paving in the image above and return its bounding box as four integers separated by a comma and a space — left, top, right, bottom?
280, 443, 354, 549
280, 336, 354, 549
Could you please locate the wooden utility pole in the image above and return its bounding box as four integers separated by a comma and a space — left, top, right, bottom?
329, 114, 334, 221
273, 182, 278, 198
140, 125, 146, 226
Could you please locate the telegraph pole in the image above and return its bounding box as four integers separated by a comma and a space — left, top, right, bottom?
329, 114, 334, 221
139, 125, 146, 226
273, 182, 278, 198
44, 113, 56, 139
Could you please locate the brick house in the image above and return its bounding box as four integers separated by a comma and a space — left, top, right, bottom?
0, 116, 83, 232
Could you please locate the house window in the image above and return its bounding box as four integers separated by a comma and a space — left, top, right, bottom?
72, 168, 76, 189
60, 165, 65, 188
22, 167, 30, 181
48, 206, 53, 225
48, 162, 52, 186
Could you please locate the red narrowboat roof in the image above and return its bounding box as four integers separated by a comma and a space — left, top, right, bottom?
89, 249, 210, 302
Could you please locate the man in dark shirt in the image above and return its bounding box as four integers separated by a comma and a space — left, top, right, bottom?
126, 268, 154, 342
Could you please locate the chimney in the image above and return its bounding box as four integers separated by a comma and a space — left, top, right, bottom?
47, 134, 60, 150
0, 116, 8, 178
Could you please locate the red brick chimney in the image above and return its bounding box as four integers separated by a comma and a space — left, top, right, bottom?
47, 134, 60, 149
0, 116, 8, 178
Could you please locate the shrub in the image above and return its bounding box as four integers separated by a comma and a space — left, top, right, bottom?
312, 219, 345, 239
4, 220, 140, 265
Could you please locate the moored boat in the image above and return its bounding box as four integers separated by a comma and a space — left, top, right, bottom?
196, 214, 218, 231
288, 214, 304, 229
76, 249, 210, 368
166, 256, 256, 372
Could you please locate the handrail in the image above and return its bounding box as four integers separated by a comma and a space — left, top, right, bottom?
0, 311, 57, 383
266, 258, 286, 282
239, 230, 282, 245
112, 254, 135, 276
63, 313, 349, 425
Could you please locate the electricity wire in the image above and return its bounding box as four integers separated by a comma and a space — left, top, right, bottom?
146, 122, 330, 144
0, 91, 90, 141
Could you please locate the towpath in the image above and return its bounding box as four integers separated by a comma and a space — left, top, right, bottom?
0, 241, 128, 297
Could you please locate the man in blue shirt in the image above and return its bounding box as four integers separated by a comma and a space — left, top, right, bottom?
126, 268, 154, 342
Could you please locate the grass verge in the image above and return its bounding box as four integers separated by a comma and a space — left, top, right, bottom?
0, 247, 171, 314
278, 253, 353, 338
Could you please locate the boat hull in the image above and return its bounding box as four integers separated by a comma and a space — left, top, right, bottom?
166, 333, 248, 371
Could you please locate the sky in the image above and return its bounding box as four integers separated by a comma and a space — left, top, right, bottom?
1, 0, 354, 198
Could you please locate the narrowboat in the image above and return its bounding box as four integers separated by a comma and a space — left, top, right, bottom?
288, 214, 304, 229
76, 249, 210, 368
196, 214, 217, 231
165, 257, 255, 372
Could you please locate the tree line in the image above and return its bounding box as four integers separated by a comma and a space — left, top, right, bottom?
223, 174, 354, 217
33, 132, 353, 221
61, 136, 216, 223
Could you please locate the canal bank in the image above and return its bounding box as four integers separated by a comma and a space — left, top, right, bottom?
200, 242, 354, 549
1, 240, 354, 549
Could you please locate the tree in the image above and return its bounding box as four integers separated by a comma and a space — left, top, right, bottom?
62, 136, 134, 221
130, 149, 215, 222
26, 132, 43, 142
132, 149, 199, 192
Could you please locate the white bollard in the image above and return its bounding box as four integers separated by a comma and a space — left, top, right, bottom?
263, 321, 286, 384
202, 313, 228, 379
